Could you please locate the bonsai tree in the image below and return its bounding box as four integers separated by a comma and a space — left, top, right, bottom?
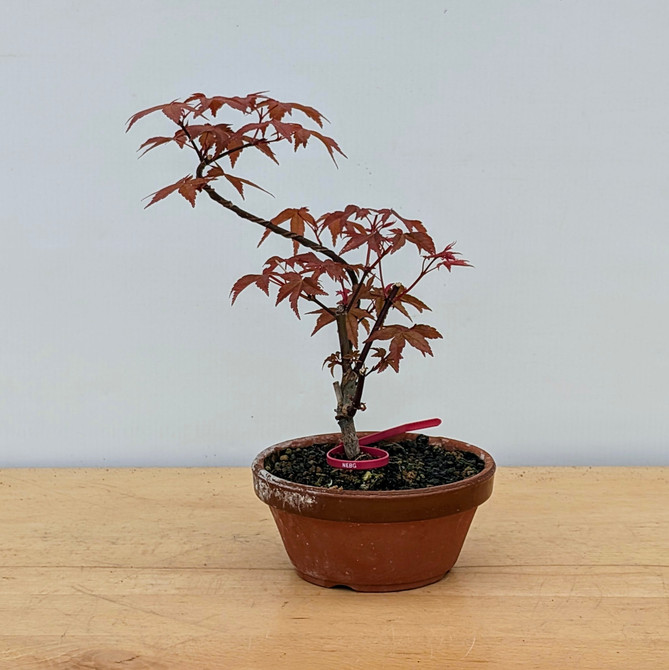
127, 93, 470, 460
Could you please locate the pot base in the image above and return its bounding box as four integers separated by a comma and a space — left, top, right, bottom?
295, 570, 448, 592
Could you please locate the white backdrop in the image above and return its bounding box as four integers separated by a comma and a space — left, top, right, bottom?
1, 0, 668, 466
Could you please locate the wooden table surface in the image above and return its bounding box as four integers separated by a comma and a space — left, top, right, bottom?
0, 467, 667, 669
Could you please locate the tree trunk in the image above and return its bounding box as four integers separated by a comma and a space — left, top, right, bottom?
334, 372, 360, 460
334, 309, 361, 460
337, 414, 360, 460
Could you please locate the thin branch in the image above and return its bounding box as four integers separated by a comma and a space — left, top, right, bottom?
333, 380, 344, 405
354, 283, 401, 375
345, 283, 401, 413
344, 246, 391, 311
335, 307, 354, 374
179, 120, 207, 162
401, 257, 439, 297
306, 294, 336, 316
198, 180, 358, 283
343, 267, 372, 311
350, 369, 368, 414
178, 120, 359, 285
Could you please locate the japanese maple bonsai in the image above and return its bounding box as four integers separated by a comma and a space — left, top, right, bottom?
128, 93, 495, 591
127, 92, 471, 458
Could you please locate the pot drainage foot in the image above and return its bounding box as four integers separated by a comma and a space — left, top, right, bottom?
295, 570, 450, 592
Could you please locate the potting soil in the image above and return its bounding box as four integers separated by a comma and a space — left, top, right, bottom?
263, 434, 484, 491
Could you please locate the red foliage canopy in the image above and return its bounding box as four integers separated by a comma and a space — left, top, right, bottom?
128, 92, 470, 380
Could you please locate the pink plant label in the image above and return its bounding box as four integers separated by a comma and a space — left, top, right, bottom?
326, 418, 441, 470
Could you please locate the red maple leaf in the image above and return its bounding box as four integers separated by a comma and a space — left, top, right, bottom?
143, 175, 210, 208
317, 210, 348, 245
253, 140, 279, 164
206, 166, 272, 199
288, 102, 326, 127
392, 210, 427, 233
188, 93, 263, 116
309, 309, 337, 335
230, 271, 274, 304
427, 243, 471, 271
136, 135, 173, 157
391, 292, 431, 320
370, 324, 442, 372
275, 273, 326, 318
404, 231, 436, 254
263, 208, 317, 253
322, 352, 342, 376
126, 100, 193, 132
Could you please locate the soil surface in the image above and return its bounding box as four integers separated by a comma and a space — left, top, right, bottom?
263, 434, 484, 491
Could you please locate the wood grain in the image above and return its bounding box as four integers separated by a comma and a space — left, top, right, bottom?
0, 467, 667, 669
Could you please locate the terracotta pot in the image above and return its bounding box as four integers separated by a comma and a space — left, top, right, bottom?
252, 432, 495, 592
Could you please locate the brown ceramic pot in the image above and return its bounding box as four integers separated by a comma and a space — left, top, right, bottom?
252, 432, 495, 592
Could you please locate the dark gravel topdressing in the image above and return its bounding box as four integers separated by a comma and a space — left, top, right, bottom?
263, 434, 485, 491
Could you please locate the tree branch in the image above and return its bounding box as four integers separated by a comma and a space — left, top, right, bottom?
178, 119, 359, 285
355, 283, 401, 375
198, 180, 357, 282
341, 283, 401, 414
306, 294, 336, 317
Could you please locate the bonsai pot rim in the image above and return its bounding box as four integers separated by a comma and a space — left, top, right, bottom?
252, 432, 496, 524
